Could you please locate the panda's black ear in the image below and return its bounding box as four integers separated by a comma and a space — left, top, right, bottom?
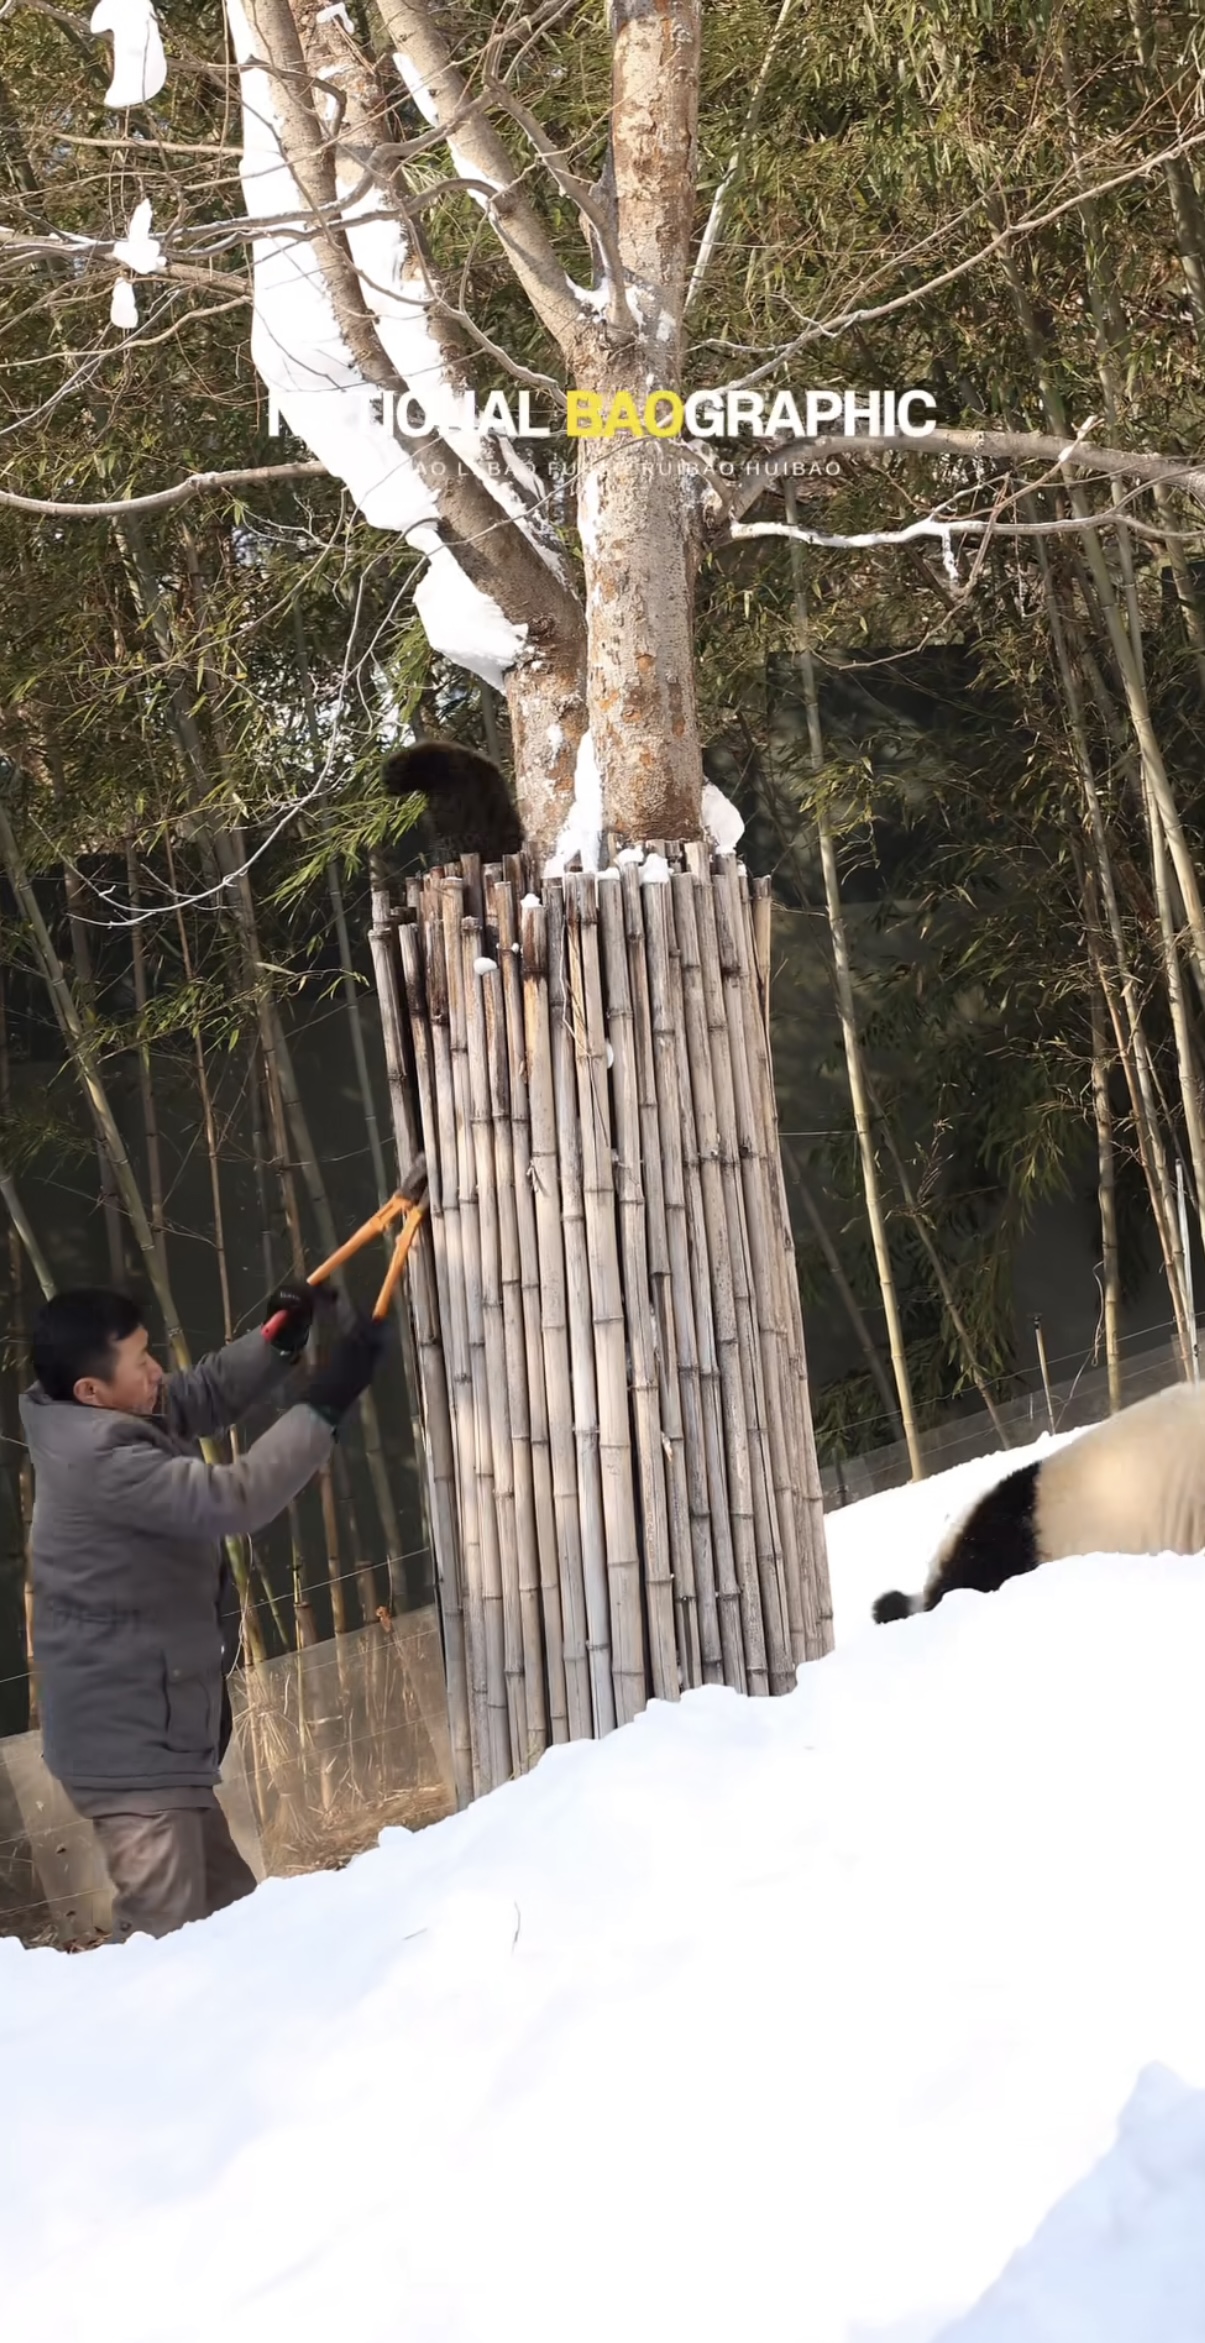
872, 1589, 916, 1624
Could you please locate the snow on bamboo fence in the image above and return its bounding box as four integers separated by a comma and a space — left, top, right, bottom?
370, 842, 833, 1806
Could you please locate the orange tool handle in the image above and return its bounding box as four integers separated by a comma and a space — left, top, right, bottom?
262, 1192, 418, 1342
371, 1206, 425, 1321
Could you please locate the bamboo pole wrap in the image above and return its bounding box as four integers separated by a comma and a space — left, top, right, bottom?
370, 852, 833, 1803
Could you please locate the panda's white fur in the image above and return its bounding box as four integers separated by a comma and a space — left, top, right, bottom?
872, 1381, 1205, 1624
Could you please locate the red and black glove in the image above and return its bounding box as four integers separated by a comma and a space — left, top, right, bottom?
262, 1283, 317, 1359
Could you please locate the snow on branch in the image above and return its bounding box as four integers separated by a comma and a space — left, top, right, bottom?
730, 508, 1184, 560
90, 0, 166, 109
223, 0, 542, 689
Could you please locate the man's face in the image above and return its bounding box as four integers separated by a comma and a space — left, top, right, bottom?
74, 1324, 164, 1416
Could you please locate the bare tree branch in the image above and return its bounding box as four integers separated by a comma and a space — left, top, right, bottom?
726, 428, 1205, 524
0, 462, 328, 518
377, 0, 586, 353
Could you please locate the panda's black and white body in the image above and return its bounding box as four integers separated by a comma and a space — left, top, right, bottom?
872, 1381, 1205, 1625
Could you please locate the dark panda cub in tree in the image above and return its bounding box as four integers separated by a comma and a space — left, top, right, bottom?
382, 741, 523, 866
872, 1381, 1205, 1624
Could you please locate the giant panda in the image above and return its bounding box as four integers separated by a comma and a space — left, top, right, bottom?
872, 1380, 1205, 1624
382, 740, 522, 864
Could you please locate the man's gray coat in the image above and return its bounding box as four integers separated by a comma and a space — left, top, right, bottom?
19, 1332, 332, 1803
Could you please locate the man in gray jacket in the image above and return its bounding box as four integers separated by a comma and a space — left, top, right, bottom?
20, 1285, 387, 1943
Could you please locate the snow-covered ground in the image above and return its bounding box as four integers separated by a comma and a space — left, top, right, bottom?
6, 1427, 1205, 2341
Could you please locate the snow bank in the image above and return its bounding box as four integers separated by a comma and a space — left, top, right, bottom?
224, 1, 543, 687
6, 1441, 1205, 2340
939, 2064, 1205, 2342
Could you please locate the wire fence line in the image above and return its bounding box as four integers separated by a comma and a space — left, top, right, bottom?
819, 1318, 1191, 1509
0, 1609, 456, 1949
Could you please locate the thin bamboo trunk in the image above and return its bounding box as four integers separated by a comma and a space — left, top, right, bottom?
783, 492, 924, 1476
785, 1146, 904, 1442
0, 801, 188, 1361
60, 854, 126, 1287
519, 899, 594, 1735
865, 1077, 1012, 1446
442, 881, 511, 1784
689, 865, 795, 1683
671, 873, 777, 1690
546, 882, 618, 1733
489, 874, 568, 1742
742, 873, 832, 1657
462, 928, 528, 1769
1089, 987, 1124, 1410
0, 974, 38, 1724
643, 878, 738, 1684
564, 876, 649, 1724
294, 623, 427, 1525
619, 861, 707, 1688
597, 871, 681, 1700
124, 843, 168, 1284
399, 901, 487, 1796
991, 211, 1205, 1012
1031, 536, 1192, 1362
711, 857, 812, 1663
481, 888, 552, 1754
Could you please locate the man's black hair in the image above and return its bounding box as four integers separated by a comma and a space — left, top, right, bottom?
31, 1289, 146, 1401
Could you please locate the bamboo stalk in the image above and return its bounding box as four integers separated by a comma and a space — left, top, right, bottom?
785, 1145, 904, 1442
546, 881, 617, 1734
597, 872, 679, 1703
643, 877, 734, 1683
619, 863, 705, 1688
379, 900, 474, 1809
735, 874, 832, 1656
1089, 985, 1124, 1410
483, 879, 553, 1755
1035, 541, 1193, 1362
461, 923, 528, 1770
0, 801, 189, 1363
61, 851, 127, 1289
671, 872, 779, 1692
402, 903, 483, 1793
520, 897, 595, 1736
491, 876, 568, 1744
709, 858, 808, 1668
442, 882, 510, 1787
0, 969, 38, 1725
124, 842, 168, 1285
865, 1072, 1013, 1448
564, 876, 647, 1725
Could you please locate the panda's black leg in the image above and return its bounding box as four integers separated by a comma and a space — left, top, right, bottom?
922, 1463, 1042, 1609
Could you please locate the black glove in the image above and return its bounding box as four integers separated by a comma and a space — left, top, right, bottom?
263, 1283, 316, 1359
305, 1314, 389, 1428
